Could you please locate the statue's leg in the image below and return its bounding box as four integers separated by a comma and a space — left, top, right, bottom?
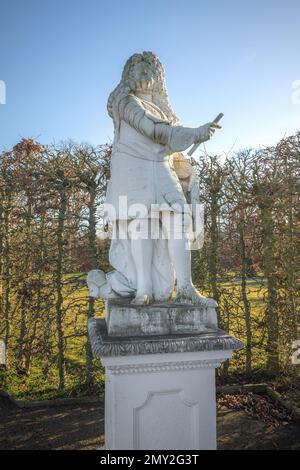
162, 211, 192, 288
129, 218, 153, 305
162, 212, 217, 307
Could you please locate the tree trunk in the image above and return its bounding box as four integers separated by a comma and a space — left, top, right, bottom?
17, 195, 33, 371
86, 184, 97, 387
261, 204, 279, 375
0, 198, 3, 338
208, 190, 221, 321
17, 297, 27, 371
55, 190, 67, 390
239, 222, 252, 376
24, 212, 47, 374
1, 193, 12, 363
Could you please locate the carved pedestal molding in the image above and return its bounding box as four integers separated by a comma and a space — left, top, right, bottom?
89, 318, 243, 450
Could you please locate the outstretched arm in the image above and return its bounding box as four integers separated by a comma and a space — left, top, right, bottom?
117, 94, 218, 152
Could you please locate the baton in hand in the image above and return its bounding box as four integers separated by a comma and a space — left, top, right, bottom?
187, 112, 224, 157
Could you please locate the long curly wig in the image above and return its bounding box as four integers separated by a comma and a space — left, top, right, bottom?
107, 51, 179, 126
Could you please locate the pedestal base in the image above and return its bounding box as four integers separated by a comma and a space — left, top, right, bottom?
106, 298, 217, 337
89, 318, 243, 450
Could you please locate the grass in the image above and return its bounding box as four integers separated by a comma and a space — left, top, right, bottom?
1, 273, 298, 401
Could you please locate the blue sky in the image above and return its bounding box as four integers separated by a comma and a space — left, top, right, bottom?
1, 0, 300, 154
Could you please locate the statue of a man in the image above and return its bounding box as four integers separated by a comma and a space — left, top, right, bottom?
88, 52, 221, 306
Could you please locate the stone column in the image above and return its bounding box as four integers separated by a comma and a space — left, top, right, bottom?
88, 300, 243, 450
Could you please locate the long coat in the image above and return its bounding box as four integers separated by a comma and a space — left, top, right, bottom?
106, 115, 187, 219
105, 93, 199, 301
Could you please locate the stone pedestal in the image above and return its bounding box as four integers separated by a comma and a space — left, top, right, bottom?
88, 307, 243, 450
106, 298, 218, 336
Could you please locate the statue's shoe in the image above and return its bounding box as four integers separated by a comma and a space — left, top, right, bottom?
173, 286, 217, 308
131, 294, 153, 306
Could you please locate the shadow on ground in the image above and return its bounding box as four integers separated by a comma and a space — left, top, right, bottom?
218, 409, 300, 450
0, 402, 104, 450
1, 401, 299, 450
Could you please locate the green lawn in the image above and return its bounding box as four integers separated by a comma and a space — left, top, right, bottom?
0, 274, 293, 400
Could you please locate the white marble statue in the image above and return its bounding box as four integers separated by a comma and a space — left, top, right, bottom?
87, 51, 221, 306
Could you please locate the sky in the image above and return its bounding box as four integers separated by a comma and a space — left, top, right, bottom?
1, 0, 300, 155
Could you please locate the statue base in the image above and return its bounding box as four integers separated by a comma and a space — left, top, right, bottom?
105, 298, 218, 337
88, 314, 243, 450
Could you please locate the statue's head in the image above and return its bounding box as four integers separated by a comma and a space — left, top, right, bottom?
120, 51, 164, 95
108, 51, 179, 125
